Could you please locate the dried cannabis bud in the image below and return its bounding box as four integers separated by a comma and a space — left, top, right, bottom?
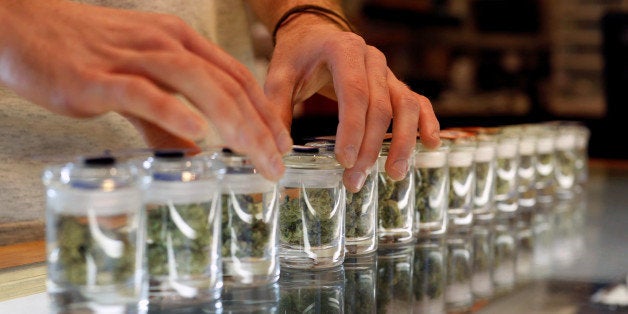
345, 172, 375, 238
495, 157, 517, 196
378, 172, 411, 229
279, 188, 338, 247
146, 201, 214, 277
53, 214, 135, 286
415, 167, 446, 223
221, 193, 271, 259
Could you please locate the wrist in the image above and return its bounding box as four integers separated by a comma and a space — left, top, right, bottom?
272, 5, 354, 45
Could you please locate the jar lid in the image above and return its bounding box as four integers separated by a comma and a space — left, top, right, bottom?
143, 149, 221, 182
283, 146, 343, 170
43, 154, 140, 191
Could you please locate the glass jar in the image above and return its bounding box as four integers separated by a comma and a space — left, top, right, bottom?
377, 246, 414, 314
141, 150, 224, 306
278, 266, 345, 313
552, 123, 579, 200
413, 237, 446, 314
532, 124, 557, 203
504, 124, 538, 209
441, 130, 476, 229
279, 146, 346, 269
378, 141, 415, 245
306, 140, 378, 256
344, 253, 377, 314
494, 129, 520, 216
219, 149, 279, 287
414, 140, 450, 237
43, 155, 146, 313
447, 127, 498, 222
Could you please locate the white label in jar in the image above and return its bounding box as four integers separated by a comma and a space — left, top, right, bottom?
519, 137, 536, 155
474, 146, 496, 162
537, 137, 554, 154
555, 134, 576, 151
497, 141, 518, 158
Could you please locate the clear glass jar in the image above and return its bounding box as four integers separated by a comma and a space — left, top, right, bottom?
441, 131, 476, 229
141, 150, 224, 306
445, 230, 473, 312
532, 124, 557, 203
471, 222, 494, 300
306, 140, 378, 256
278, 266, 345, 313
219, 150, 279, 287
378, 141, 415, 245
43, 155, 146, 313
504, 124, 538, 209
494, 129, 520, 216
552, 123, 579, 200
446, 128, 499, 222
344, 253, 377, 314
414, 140, 450, 237
279, 146, 346, 269
220, 282, 279, 313
377, 246, 414, 314
413, 237, 446, 314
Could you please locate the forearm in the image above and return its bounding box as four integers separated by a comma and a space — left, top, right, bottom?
246, 0, 345, 33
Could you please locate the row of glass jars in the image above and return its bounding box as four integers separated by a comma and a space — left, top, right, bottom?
43, 120, 590, 312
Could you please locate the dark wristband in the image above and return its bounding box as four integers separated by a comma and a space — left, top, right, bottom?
271, 4, 355, 45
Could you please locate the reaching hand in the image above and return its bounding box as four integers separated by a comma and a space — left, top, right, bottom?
265, 14, 440, 192
0, 0, 292, 181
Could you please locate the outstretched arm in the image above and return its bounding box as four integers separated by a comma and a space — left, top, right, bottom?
247, 0, 441, 191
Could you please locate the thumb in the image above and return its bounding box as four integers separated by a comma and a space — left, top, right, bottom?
264, 66, 297, 132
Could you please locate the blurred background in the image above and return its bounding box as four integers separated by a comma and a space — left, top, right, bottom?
276, 0, 627, 159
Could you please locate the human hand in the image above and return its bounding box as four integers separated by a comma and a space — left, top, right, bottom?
265, 14, 440, 192
0, 0, 291, 180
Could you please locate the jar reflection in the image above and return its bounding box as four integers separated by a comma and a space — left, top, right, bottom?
278, 266, 345, 313
344, 253, 377, 314
413, 237, 446, 314
377, 246, 414, 314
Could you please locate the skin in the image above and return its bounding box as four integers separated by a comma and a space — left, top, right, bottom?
0, 0, 291, 181
0, 0, 441, 191
248, 0, 441, 191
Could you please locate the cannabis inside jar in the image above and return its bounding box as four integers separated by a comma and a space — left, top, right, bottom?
44, 155, 144, 306
378, 141, 415, 244
219, 149, 279, 286
278, 146, 346, 269
142, 150, 223, 299
306, 140, 378, 255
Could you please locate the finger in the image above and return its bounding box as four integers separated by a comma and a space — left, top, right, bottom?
179, 28, 292, 152
124, 116, 200, 151
416, 94, 441, 149
91, 73, 209, 142
384, 71, 421, 181
264, 62, 299, 140
328, 34, 370, 168
343, 46, 392, 192
115, 52, 286, 180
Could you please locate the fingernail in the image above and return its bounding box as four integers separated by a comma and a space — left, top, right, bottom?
347, 171, 366, 192
343, 145, 358, 168
270, 154, 285, 180
392, 159, 409, 179
277, 130, 293, 154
